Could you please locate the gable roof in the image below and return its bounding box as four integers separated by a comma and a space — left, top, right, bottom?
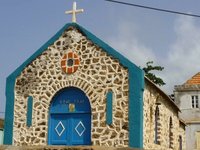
4, 23, 144, 148
184, 72, 200, 85
7, 23, 141, 80
145, 77, 180, 112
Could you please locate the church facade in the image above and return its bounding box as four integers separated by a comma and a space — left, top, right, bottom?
4, 23, 186, 149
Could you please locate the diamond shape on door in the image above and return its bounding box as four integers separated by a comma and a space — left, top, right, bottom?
55, 121, 65, 136
75, 121, 86, 137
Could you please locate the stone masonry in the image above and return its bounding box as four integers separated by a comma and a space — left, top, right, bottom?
11, 25, 186, 149
143, 79, 186, 150
13, 27, 129, 147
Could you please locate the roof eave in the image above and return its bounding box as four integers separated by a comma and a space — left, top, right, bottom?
145, 76, 180, 112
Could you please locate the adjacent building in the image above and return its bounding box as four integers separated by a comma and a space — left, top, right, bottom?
0, 119, 4, 145
144, 78, 186, 150
174, 72, 200, 150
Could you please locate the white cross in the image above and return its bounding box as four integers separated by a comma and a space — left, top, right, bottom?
65, 2, 84, 23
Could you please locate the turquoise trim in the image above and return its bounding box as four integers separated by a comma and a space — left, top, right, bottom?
106, 91, 113, 125
4, 77, 15, 144
26, 96, 33, 127
129, 69, 144, 148
4, 23, 144, 148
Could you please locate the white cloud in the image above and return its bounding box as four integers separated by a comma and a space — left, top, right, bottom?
160, 16, 200, 93
107, 21, 156, 67
107, 16, 200, 94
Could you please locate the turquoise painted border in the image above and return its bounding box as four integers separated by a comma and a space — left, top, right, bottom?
4, 77, 15, 144
129, 67, 144, 148
4, 23, 144, 148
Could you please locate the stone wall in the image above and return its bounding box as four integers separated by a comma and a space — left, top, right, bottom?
143, 79, 186, 150
13, 27, 129, 147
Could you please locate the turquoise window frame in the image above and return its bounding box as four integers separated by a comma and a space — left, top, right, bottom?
26, 96, 33, 127
106, 91, 113, 125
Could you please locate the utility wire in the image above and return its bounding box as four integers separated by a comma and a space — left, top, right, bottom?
0, 112, 5, 114
105, 0, 200, 18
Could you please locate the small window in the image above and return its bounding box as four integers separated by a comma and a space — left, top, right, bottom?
192, 96, 195, 108
179, 135, 182, 150
196, 96, 199, 108
27, 96, 33, 127
154, 105, 160, 145
106, 91, 113, 125
169, 117, 173, 148
192, 95, 199, 108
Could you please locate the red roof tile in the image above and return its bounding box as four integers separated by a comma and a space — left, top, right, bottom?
184, 72, 200, 85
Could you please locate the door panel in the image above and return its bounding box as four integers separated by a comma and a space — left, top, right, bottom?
50, 115, 69, 145
71, 114, 91, 145
49, 113, 91, 145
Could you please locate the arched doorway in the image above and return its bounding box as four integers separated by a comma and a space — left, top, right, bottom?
48, 87, 91, 145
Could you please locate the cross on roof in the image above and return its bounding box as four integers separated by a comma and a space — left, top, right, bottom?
65, 2, 84, 23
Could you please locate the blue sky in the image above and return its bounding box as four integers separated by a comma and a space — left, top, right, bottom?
1, 0, 200, 118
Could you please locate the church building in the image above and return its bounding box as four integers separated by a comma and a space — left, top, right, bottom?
4, 3, 186, 149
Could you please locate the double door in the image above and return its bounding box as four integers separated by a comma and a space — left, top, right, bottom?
49, 113, 91, 145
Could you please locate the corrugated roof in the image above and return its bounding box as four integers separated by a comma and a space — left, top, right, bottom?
185, 72, 200, 85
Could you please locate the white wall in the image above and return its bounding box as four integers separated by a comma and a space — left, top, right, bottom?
186, 124, 200, 150
175, 91, 200, 121
179, 94, 191, 110
0, 129, 3, 145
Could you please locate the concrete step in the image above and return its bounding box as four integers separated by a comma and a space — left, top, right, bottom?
0, 146, 142, 150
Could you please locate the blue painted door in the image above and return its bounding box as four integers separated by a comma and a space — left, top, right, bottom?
48, 87, 91, 145
71, 114, 91, 145
50, 115, 69, 145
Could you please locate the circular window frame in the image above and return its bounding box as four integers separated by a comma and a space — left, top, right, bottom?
61, 52, 80, 74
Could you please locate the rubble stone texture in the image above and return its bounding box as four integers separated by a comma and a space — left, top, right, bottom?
143, 81, 186, 150
13, 27, 129, 147
12, 26, 185, 149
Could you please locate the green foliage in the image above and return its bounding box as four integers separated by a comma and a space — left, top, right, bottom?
143, 61, 165, 86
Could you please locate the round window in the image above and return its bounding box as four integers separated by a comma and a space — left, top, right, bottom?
61, 52, 80, 74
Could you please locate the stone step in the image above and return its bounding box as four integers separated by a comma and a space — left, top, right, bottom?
0, 146, 142, 150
